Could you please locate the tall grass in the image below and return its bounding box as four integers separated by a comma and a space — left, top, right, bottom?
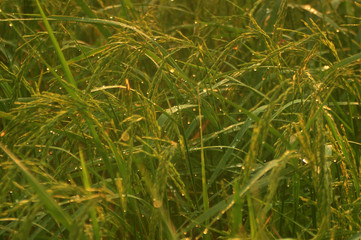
1, 0, 361, 239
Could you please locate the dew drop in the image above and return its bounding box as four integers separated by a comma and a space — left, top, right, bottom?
322, 65, 330, 71
153, 199, 162, 208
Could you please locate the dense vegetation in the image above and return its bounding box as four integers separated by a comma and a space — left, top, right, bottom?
1, 0, 361, 239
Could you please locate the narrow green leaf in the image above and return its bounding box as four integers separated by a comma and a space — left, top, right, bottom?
0, 142, 73, 231
35, 0, 77, 88
79, 146, 100, 240
74, 0, 111, 38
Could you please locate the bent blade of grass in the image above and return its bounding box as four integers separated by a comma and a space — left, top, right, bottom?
0, 142, 73, 231
0, 16, 148, 40
48, 16, 151, 40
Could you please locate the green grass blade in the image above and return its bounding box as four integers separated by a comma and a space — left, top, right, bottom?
35, 0, 77, 88
197, 87, 210, 239
0, 142, 73, 231
79, 146, 100, 240
74, 0, 111, 38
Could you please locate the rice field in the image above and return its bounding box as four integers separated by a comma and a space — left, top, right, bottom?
1, 0, 361, 239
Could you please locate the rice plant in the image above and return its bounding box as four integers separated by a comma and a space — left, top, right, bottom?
1, 0, 361, 239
